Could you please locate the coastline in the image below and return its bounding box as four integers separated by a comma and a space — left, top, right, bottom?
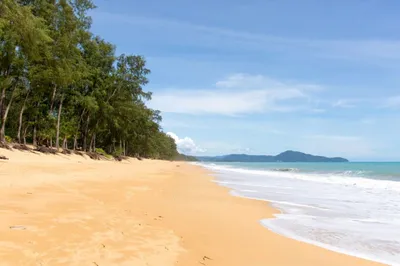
0, 149, 384, 265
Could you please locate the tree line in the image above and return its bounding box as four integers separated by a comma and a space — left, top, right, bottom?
0, 0, 181, 160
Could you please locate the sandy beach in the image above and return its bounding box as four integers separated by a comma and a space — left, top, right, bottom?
0, 149, 384, 266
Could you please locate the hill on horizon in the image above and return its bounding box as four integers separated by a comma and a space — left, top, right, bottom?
197, 150, 349, 163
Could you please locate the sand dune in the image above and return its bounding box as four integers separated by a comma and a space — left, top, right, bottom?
0, 149, 383, 265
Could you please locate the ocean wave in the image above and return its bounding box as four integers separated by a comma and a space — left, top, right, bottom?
260, 219, 397, 266
200, 163, 400, 192
271, 168, 299, 172
334, 170, 372, 177
200, 161, 400, 265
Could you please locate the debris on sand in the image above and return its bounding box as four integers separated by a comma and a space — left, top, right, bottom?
0, 142, 11, 150
12, 144, 31, 151
9, 225, 26, 230
35, 146, 57, 154
61, 149, 72, 155
86, 152, 100, 160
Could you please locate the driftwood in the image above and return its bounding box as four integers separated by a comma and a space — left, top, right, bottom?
114, 155, 128, 162
12, 144, 30, 151
86, 152, 100, 160
0, 155, 9, 160
74, 150, 84, 156
0, 142, 11, 150
61, 149, 72, 155
35, 146, 57, 154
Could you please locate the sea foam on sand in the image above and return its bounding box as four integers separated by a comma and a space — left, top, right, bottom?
200, 163, 400, 266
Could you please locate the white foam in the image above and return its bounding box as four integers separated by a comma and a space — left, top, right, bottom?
200, 162, 400, 265
230, 191, 330, 211
260, 219, 396, 266
240, 189, 258, 193
200, 162, 400, 192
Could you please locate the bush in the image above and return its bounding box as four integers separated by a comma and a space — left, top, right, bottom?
5, 136, 12, 143
95, 148, 107, 156
95, 148, 112, 159
112, 147, 124, 157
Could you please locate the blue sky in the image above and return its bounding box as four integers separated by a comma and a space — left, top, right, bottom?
90, 0, 400, 161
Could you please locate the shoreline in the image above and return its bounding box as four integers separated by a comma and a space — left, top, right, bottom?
203, 164, 390, 266
0, 149, 385, 265
223, 190, 391, 265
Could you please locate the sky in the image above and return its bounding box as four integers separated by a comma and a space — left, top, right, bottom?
89, 0, 400, 161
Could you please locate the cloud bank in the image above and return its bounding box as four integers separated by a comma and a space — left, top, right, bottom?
150, 74, 321, 116
167, 132, 205, 154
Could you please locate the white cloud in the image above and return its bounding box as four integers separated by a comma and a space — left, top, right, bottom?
385, 95, 400, 108
310, 108, 326, 113
216, 74, 323, 92
166, 132, 205, 154
92, 11, 400, 64
150, 74, 321, 115
332, 96, 400, 109
332, 99, 365, 108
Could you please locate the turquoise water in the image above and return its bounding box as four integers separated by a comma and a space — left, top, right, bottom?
198, 161, 400, 265
214, 162, 400, 179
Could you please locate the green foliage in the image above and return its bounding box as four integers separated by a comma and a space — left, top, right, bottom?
112, 147, 124, 157
0, 0, 179, 160
95, 148, 111, 159
174, 154, 198, 162
5, 135, 12, 143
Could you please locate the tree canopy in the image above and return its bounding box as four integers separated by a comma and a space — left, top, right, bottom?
0, 0, 180, 160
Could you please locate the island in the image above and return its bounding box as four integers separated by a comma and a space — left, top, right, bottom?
197, 150, 349, 162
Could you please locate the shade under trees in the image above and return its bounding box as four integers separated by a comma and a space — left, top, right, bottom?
0, 0, 180, 160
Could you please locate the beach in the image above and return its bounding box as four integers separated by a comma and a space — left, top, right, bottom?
0, 150, 383, 266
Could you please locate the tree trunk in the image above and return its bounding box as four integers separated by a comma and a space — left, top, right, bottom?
23, 126, 28, 145
89, 133, 94, 152
49, 84, 57, 115
0, 70, 11, 118
93, 133, 96, 151
83, 114, 90, 151
74, 109, 85, 151
0, 87, 6, 122
73, 135, 78, 150
123, 140, 126, 156
33, 124, 37, 146
0, 87, 16, 143
63, 136, 67, 150
17, 92, 29, 143
55, 96, 64, 150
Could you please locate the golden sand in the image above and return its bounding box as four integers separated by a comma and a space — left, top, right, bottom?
0, 149, 384, 265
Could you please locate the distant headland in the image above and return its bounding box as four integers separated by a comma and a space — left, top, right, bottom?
197, 150, 349, 163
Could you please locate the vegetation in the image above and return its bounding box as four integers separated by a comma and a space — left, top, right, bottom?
198, 150, 348, 162
0, 0, 181, 160
174, 153, 198, 162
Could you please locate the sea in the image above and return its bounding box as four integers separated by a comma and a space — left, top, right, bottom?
196, 162, 400, 265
